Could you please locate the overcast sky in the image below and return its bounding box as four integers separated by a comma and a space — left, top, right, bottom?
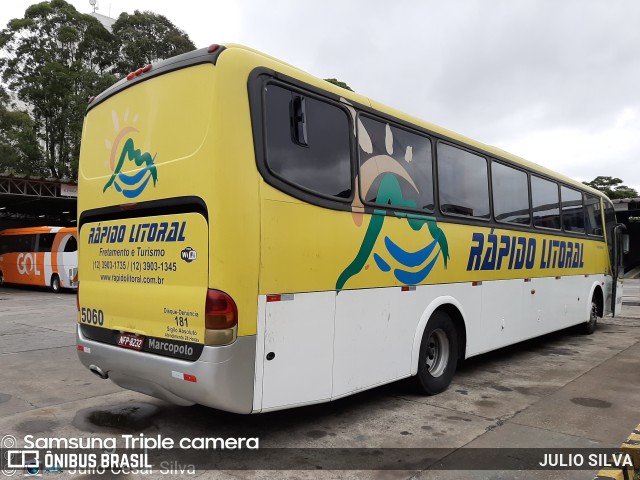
2, 0, 639, 192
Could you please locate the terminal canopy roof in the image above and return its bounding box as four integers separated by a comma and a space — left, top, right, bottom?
0, 175, 76, 230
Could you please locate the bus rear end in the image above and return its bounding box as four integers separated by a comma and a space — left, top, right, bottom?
76, 46, 259, 413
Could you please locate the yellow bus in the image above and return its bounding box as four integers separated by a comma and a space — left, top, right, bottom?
0, 226, 78, 292
76, 44, 626, 413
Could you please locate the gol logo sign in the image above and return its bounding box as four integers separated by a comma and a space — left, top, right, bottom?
16, 253, 41, 275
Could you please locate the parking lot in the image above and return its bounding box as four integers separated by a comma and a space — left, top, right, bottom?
1, 281, 639, 479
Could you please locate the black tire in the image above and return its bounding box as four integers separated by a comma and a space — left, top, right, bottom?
414, 310, 459, 395
0, 271, 4, 287
582, 299, 598, 335
50, 274, 61, 293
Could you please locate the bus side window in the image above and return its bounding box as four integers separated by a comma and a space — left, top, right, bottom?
437, 143, 490, 219
531, 176, 560, 230
37, 233, 56, 252
264, 84, 352, 199
0, 236, 18, 254
560, 186, 585, 233
358, 116, 433, 212
492, 161, 530, 225
64, 236, 78, 252
13, 234, 37, 253
585, 194, 604, 236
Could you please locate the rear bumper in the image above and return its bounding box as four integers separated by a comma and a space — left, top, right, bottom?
76, 324, 256, 413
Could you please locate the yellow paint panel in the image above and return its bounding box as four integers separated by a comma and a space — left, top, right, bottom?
79, 213, 208, 343
78, 64, 216, 212
260, 190, 608, 294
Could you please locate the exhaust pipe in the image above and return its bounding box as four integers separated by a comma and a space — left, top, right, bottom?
89, 365, 109, 379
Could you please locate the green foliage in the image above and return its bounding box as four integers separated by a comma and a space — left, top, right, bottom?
0, 0, 118, 178
583, 176, 638, 199
112, 10, 195, 76
0, 87, 46, 175
324, 78, 354, 91
0, 1, 194, 180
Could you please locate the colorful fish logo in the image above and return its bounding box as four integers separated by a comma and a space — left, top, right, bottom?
103, 110, 158, 198
337, 110, 449, 289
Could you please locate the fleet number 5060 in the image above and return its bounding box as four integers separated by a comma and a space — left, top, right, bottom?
80, 308, 104, 326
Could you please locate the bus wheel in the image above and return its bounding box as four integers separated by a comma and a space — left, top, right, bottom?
0, 271, 4, 287
50, 274, 61, 293
414, 310, 458, 395
582, 299, 598, 335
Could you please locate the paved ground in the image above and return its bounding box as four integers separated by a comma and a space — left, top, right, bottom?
0, 281, 639, 479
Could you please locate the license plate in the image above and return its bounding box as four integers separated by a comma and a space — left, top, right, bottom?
117, 332, 145, 350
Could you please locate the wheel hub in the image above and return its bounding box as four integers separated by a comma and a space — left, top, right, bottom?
425, 328, 450, 377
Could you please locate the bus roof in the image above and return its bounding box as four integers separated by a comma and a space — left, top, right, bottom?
220, 44, 608, 202
87, 42, 608, 203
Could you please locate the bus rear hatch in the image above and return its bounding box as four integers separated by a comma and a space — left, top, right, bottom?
77, 57, 223, 358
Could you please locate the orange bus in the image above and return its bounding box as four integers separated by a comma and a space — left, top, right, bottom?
0, 227, 78, 292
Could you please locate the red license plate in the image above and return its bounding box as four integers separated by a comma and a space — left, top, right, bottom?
117, 332, 145, 350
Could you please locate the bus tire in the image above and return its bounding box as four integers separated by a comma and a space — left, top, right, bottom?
582, 299, 598, 335
414, 310, 458, 395
50, 274, 61, 293
0, 271, 4, 287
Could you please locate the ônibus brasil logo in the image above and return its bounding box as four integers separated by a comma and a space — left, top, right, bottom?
103, 110, 158, 199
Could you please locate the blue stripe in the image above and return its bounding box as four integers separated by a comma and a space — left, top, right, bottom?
384, 233, 440, 268
394, 250, 440, 284
117, 165, 151, 186
120, 174, 153, 198
373, 253, 391, 272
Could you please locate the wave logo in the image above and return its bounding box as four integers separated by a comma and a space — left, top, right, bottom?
336, 112, 449, 289
103, 110, 158, 198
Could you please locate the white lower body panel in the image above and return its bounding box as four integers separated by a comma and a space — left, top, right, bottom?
253, 274, 610, 413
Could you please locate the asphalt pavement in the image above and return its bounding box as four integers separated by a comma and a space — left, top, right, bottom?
0, 280, 638, 479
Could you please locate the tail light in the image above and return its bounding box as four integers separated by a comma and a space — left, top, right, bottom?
205, 289, 237, 330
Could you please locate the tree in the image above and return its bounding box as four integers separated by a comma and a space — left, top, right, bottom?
0, 1, 195, 179
112, 11, 195, 76
324, 78, 353, 91
583, 176, 638, 199
0, 0, 118, 178
0, 87, 46, 175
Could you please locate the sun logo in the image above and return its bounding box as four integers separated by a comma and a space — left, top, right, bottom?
336, 104, 449, 290
103, 109, 158, 198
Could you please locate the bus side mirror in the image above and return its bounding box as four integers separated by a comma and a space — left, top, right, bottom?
622, 234, 630, 254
